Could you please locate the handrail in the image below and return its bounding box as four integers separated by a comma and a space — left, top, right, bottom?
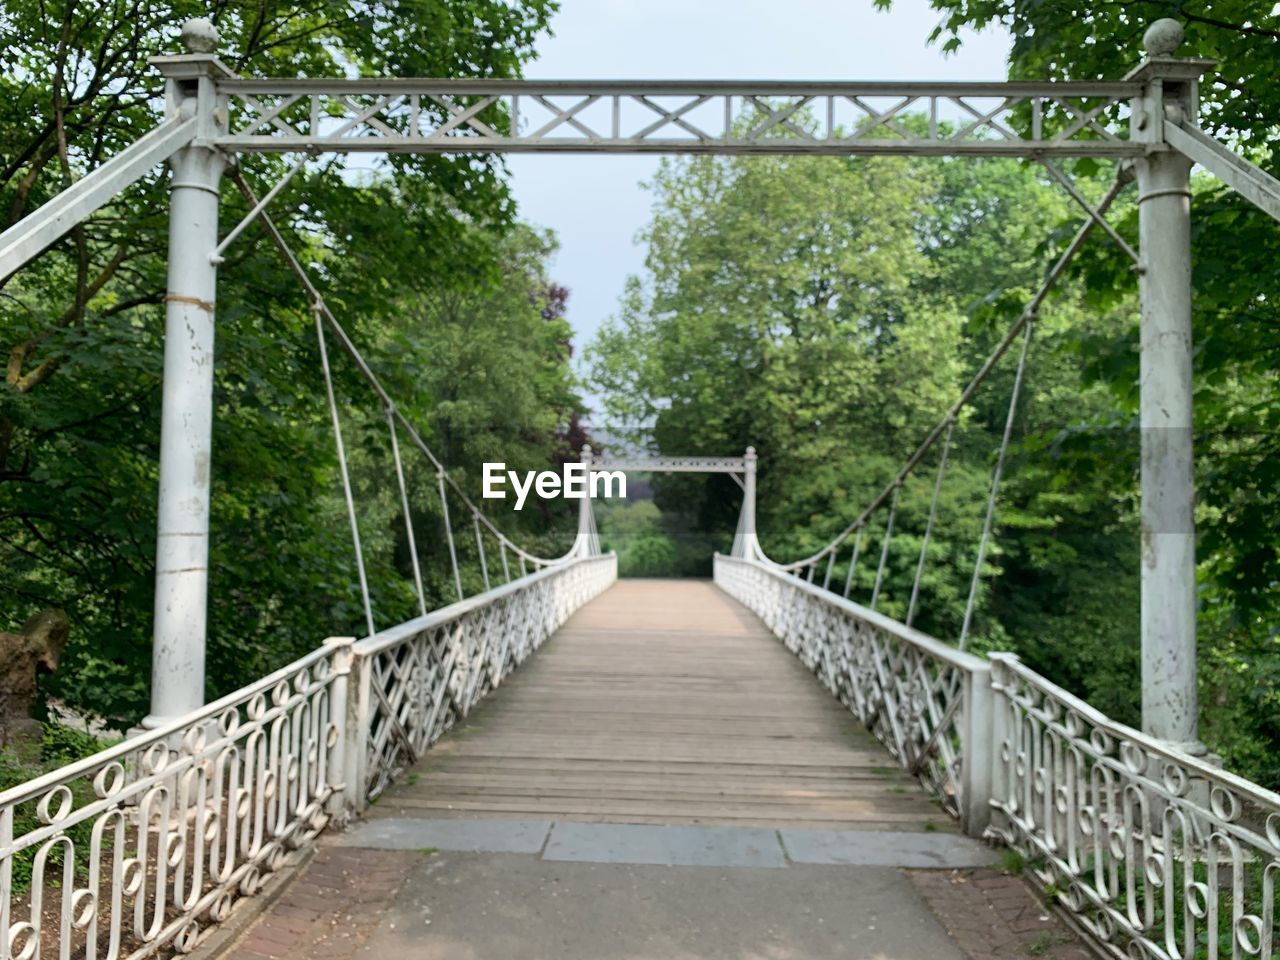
0, 642, 331, 810
990, 651, 1280, 807
716, 553, 986, 673
0, 555, 619, 959
354, 553, 606, 656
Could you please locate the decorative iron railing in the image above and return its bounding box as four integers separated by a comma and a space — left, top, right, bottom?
713, 554, 993, 833
0, 646, 342, 960
0, 554, 616, 960
987, 653, 1280, 960
349, 554, 618, 803
715, 554, 1280, 959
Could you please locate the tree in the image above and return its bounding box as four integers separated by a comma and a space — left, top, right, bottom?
883, 0, 1280, 781
588, 124, 1153, 725
0, 0, 583, 726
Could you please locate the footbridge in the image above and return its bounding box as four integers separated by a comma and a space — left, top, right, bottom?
3, 14, 1280, 960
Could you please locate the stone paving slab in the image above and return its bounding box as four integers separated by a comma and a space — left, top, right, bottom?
542, 821, 786, 868
335, 818, 552, 854
779, 827, 998, 867
334, 816, 998, 869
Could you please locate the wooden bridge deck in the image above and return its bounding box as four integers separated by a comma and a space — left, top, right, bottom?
368, 578, 952, 832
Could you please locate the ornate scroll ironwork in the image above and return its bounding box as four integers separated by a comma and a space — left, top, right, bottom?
987, 654, 1280, 960
0, 555, 616, 960
713, 554, 991, 832
216, 79, 1141, 157
0, 645, 343, 960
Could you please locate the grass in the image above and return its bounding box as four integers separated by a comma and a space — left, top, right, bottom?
1025, 931, 1071, 956
999, 848, 1027, 875
922, 820, 938, 832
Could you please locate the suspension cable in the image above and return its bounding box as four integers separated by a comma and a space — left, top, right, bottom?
757, 172, 1132, 575
842, 525, 864, 599
313, 305, 375, 637
387, 407, 428, 618
869, 483, 900, 611
228, 168, 567, 570
906, 419, 954, 628
474, 515, 491, 591
959, 319, 1035, 649
437, 470, 463, 602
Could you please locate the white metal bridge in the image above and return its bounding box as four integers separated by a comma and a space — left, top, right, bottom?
2, 15, 1279, 960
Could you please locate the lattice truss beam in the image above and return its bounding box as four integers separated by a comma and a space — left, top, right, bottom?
218, 80, 1141, 156
593, 456, 745, 473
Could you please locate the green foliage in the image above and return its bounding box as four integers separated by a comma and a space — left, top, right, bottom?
881, 0, 1280, 784
596, 497, 722, 577
620, 534, 678, 577
587, 133, 1143, 685
0, 0, 583, 728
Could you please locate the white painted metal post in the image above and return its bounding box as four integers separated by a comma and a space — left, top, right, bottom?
1128, 20, 1212, 750
739, 446, 759, 559
144, 20, 231, 727
344, 644, 372, 813
323, 636, 354, 820
575, 444, 594, 557
961, 663, 993, 837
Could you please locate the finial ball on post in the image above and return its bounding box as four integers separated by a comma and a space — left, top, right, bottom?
1143, 18, 1184, 56
180, 17, 220, 54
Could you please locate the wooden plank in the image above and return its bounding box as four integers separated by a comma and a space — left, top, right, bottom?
376, 579, 954, 832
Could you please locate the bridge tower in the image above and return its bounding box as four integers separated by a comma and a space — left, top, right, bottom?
143, 19, 229, 727
1129, 20, 1211, 751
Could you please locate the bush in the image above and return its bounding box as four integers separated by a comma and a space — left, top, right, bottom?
621, 534, 678, 577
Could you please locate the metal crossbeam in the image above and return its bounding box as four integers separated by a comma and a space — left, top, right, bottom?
213, 79, 1141, 157
0, 116, 196, 281
1164, 118, 1280, 223
593, 455, 746, 473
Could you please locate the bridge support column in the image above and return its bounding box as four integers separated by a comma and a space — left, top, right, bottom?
144, 21, 229, 727
1129, 21, 1210, 751
574, 443, 596, 557
733, 446, 758, 559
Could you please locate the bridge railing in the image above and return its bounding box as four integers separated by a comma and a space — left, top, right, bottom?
347, 553, 618, 805
987, 653, 1280, 960
0, 553, 616, 960
0, 644, 343, 960
717, 553, 1280, 959
713, 553, 993, 834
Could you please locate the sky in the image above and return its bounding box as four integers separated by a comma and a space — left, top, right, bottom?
504, 0, 1013, 420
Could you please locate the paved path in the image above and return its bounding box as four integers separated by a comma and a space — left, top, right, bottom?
220, 579, 1091, 960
